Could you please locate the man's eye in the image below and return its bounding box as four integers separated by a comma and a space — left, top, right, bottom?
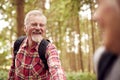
39, 24, 45, 27
31, 23, 37, 26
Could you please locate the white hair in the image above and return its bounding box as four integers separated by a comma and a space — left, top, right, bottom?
24, 10, 47, 26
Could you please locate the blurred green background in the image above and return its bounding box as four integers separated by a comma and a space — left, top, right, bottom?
0, 0, 100, 79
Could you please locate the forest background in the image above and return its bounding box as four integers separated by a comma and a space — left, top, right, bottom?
0, 0, 100, 80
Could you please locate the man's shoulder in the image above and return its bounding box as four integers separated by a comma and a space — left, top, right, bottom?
93, 46, 106, 73
46, 42, 58, 56
94, 46, 106, 63
47, 42, 56, 49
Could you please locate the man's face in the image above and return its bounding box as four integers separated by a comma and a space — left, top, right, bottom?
24, 15, 46, 43
93, 0, 120, 46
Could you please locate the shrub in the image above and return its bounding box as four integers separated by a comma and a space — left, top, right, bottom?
0, 70, 8, 80
0, 70, 96, 80
66, 72, 96, 80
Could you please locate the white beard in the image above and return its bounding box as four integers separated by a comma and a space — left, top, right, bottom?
31, 34, 43, 43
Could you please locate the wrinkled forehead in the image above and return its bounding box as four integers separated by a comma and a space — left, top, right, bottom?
29, 15, 46, 22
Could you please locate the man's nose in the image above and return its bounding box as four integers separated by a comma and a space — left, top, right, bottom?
36, 24, 41, 29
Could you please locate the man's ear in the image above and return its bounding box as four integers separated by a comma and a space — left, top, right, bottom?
24, 26, 27, 33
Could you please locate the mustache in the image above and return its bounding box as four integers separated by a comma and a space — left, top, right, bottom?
32, 29, 41, 34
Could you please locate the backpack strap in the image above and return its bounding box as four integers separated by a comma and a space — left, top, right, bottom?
13, 36, 26, 66
97, 51, 118, 80
38, 39, 50, 70
13, 36, 26, 57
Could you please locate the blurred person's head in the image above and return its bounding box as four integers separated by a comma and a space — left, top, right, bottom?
93, 0, 120, 53
24, 10, 47, 43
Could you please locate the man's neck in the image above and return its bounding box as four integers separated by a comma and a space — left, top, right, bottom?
105, 38, 120, 55
28, 38, 36, 49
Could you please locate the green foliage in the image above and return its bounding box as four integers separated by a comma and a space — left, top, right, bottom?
0, 70, 8, 80
0, 70, 96, 80
66, 72, 96, 80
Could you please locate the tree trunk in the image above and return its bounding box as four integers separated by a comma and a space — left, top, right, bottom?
16, 0, 25, 37
90, 0, 95, 72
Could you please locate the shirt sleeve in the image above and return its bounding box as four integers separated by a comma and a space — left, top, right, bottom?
46, 43, 66, 80
8, 53, 15, 80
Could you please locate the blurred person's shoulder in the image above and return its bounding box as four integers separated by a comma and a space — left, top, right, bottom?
94, 46, 105, 62
93, 46, 106, 73
94, 46, 106, 61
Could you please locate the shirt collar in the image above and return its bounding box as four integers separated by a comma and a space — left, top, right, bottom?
21, 37, 39, 51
